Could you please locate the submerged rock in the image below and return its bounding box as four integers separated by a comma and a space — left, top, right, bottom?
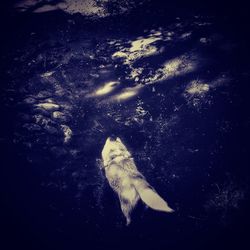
36, 91, 52, 99
45, 125, 59, 135
61, 125, 73, 143
23, 123, 42, 131
23, 97, 37, 104
34, 114, 54, 127
52, 111, 69, 122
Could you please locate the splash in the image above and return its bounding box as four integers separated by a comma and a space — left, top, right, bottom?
186, 82, 210, 95
183, 75, 231, 110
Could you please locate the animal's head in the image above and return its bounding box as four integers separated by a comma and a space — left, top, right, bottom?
102, 136, 122, 156
101, 136, 129, 167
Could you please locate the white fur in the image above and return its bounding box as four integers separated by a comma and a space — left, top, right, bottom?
101, 137, 174, 225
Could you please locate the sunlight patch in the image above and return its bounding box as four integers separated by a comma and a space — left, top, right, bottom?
59, 0, 108, 17
14, 0, 145, 18
15, 0, 108, 16
111, 27, 199, 86
111, 85, 142, 102
36, 102, 60, 111
112, 30, 163, 64
94, 81, 120, 96
143, 54, 198, 85
14, 0, 42, 12
184, 74, 231, 110
186, 82, 209, 95
129, 36, 161, 53
33, 4, 60, 13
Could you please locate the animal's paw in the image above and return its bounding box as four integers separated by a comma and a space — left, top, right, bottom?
126, 217, 131, 226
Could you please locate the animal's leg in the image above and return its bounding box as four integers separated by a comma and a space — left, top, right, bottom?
119, 185, 139, 225
120, 199, 132, 225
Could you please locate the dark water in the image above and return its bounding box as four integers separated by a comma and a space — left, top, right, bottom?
1, 1, 250, 249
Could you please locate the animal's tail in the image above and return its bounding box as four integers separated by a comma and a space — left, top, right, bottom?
132, 175, 174, 213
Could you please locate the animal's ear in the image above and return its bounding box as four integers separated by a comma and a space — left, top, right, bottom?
136, 186, 174, 213
116, 137, 122, 143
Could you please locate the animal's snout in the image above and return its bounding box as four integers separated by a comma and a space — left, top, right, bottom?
109, 134, 117, 141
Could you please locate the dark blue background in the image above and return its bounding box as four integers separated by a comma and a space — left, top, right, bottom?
1, 1, 250, 250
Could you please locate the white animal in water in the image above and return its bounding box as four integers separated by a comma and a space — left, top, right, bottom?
101, 136, 174, 225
